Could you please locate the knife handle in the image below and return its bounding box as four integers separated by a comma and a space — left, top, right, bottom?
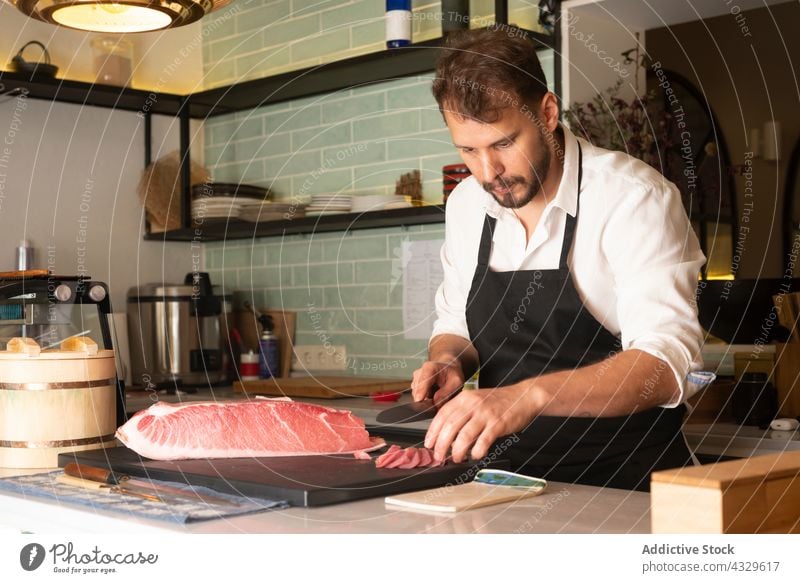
64, 463, 118, 485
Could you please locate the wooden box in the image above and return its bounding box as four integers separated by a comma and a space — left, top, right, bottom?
651, 451, 800, 533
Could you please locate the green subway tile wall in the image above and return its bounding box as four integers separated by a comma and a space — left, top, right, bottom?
203, 66, 554, 202
201, 0, 545, 88
200, 1, 554, 376
205, 76, 448, 202
205, 224, 445, 376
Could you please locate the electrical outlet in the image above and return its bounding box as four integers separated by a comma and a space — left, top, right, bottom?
292, 344, 347, 371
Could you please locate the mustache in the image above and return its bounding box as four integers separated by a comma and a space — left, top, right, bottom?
482, 176, 526, 191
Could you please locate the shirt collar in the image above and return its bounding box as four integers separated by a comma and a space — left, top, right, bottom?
483, 122, 580, 219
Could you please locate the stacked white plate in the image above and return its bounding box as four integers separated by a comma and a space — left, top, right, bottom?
350, 194, 402, 212
238, 200, 306, 222
383, 200, 413, 210
191, 196, 243, 221
305, 194, 352, 216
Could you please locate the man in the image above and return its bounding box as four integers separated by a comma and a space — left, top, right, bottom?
411, 27, 705, 491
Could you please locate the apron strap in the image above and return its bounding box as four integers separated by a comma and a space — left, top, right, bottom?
476, 214, 496, 267
559, 143, 583, 270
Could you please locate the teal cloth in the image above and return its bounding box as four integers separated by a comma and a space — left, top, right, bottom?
0, 471, 288, 524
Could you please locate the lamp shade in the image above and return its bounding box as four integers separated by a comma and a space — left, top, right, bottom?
5, 0, 232, 33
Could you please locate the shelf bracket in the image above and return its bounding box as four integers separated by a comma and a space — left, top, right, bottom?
179, 96, 191, 229
495, 0, 509, 25
143, 112, 152, 235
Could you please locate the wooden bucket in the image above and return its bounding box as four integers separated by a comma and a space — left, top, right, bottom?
0, 337, 118, 469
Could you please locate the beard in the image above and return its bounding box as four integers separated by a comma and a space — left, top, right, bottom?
482, 141, 552, 209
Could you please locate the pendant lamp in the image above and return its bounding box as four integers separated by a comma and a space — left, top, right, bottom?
5, 0, 232, 33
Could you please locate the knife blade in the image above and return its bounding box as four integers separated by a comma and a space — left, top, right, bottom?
63, 463, 240, 507
375, 398, 438, 424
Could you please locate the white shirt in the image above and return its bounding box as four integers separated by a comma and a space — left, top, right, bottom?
432, 124, 706, 406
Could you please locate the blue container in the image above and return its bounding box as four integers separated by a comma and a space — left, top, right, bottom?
258, 315, 280, 379
386, 0, 412, 48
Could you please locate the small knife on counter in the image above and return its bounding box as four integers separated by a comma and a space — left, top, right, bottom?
63, 463, 240, 507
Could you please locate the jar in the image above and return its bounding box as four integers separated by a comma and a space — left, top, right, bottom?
385, 0, 412, 48
443, 163, 470, 203
91, 35, 133, 87
239, 350, 260, 381
732, 372, 779, 427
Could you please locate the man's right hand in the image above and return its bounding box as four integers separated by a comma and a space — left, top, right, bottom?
411, 358, 465, 406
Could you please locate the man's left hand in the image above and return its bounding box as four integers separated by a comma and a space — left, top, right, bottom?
424, 385, 539, 463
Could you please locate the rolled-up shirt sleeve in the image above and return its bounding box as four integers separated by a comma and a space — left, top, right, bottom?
603, 180, 706, 406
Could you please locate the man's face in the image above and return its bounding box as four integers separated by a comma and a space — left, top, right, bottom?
444, 104, 551, 209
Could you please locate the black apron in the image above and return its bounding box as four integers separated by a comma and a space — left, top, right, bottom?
465, 144, 691, 491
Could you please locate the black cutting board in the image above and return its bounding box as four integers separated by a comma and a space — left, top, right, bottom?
58, 447, 509, 507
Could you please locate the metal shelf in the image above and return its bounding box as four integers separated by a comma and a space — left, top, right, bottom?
0, 29, 553, 120
144, 204, 447, 242
191, 30, 554, 117
0, 71, 186, 116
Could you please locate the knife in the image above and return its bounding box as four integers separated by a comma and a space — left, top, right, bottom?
63, 463, 240, 507
375, 398, 438, 424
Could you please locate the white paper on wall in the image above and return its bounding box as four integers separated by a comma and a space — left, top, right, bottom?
402, 239, 444, 340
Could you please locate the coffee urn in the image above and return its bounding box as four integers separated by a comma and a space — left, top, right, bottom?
127, 272, 232, 388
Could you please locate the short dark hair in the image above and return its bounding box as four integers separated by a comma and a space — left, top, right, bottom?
432, 26, 549, 123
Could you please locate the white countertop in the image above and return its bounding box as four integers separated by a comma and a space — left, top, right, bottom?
0, 468, 650, 534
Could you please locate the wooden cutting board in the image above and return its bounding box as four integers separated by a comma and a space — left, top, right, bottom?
385, 481, 546, 513
0, 269, 49, 279
234, 376, 409, 399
